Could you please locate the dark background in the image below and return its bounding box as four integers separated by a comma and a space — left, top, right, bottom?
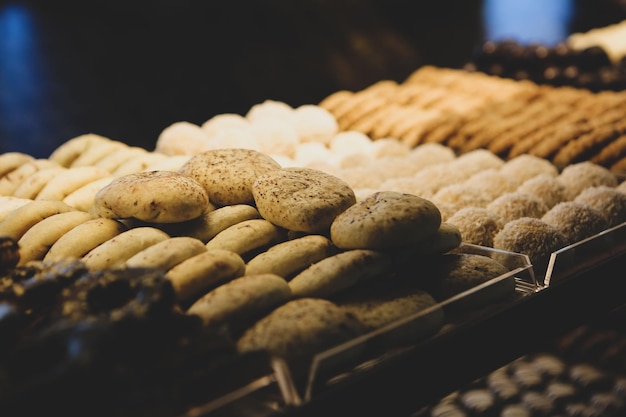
1, 0, 626, 158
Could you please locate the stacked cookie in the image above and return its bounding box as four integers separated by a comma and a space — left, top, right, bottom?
1, 141, 524, 387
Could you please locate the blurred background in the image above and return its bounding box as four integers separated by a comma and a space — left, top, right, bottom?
1, 0, 626, 157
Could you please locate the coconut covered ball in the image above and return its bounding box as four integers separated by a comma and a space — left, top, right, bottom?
500, 154, 559, 183
246, 99, 295, 123
155, 121, 211, 156
447, 207, 506, 247
464, 169, 521, 200
452, 149, 505, 176
248, 118, 300, 158
201, 113, 250, 138
557, 161, 618, 199
292, 104, 339, 145
516, 174, 571, 209
338, 166, 389, 190
432, 184, 491, 211
405, 142, 456, 169
493, 217, 568, 275
541, 201, 610, 244
370, 155, 435, 179
575, 185, 626, 227
616, 181, 626, 195
368, 137, 411, 158
410, 163, 468, 198
486, 192, 550, 223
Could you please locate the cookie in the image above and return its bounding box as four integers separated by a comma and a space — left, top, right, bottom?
330, 191, 441, 250
245, 234, 335, 279
492, 217, 568, 276
252, 167, 356, 234
575, 185, 626, 227
288, 249, 393, 298
187, 273, 292, 334
335, 279, 444, 345
541, 201, 609, 244
179, 148, 281, 207
425, 253, 515, 308
236, 298, 365, 377
557, 161, 618, 198
446, 207, 506, 247
92, 170, 210, 223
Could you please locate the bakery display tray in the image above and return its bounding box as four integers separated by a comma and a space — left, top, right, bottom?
188, 224, 626, 417
182, 244, 537, 416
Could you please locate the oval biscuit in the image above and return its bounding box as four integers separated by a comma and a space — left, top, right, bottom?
330, 191, 442, 250
179, 148, 281, 206
92, 170, 209, 223
187, 273, 292, 330
252, 167, 356, 233
245, 234, 335, 279
288, 249, 392, 298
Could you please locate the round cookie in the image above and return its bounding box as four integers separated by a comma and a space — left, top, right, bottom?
499, 154, 559, 183
252, 167, 356, 234
432, 184, 491, 211
179, 148, 281, 207
493, 217, 568, 276
541, 201, 609, 244
236, 298, 365, 376
92, 170, 209, 223
425, 253, 514, 303
187, 273, 292, 334
447, 207, 506, 247
557, 161, 618, 199
335, 278, 444, 335
330, 191, 441, 250
486, 192, 549, 223
516, 174, 570, 209
575, 185, 626, 227
288, 249, 393, 298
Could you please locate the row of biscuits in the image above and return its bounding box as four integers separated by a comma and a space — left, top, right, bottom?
147, 101, 626, 277
319, 66, 626, 173
5, 105, 626, 278
0, 143, 522, 401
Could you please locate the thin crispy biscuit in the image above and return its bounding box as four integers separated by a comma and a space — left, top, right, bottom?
591, 134, 626, 167
349, 104, 398, 136
401, 113, 449, 147
489, 105, 573, 157
331, 91, 375, 123
339, 95, 388, 131
610, 155, 626, 174
507, 110, 587, 158
421, 114, 464, 146
394, 83, 430, 105
407, 86, 449, 110
370, 104, 416, 140
552, 122, 626, 169
530, 123, 594, 160
391, 108, 441, 141
318, 90, 353, 113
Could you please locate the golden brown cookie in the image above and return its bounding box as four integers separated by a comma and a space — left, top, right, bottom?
252, 167, 356, 234
330, 191, 441, 250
